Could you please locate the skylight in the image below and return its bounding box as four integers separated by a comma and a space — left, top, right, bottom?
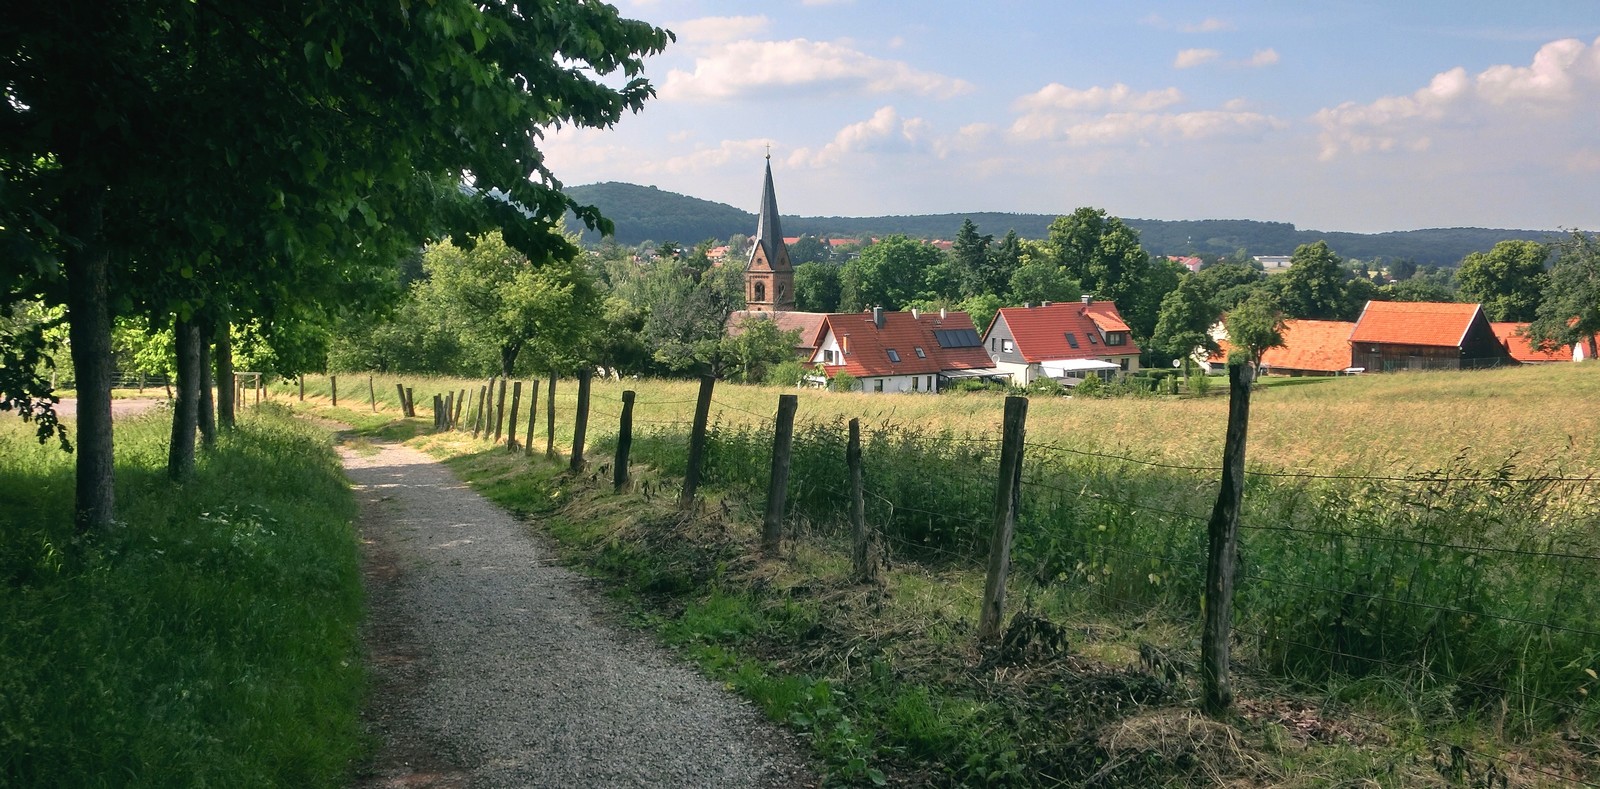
886, 349, 901, 363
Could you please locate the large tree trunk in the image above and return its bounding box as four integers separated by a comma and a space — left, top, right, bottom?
168, 316, 202, 481
215, 314, 234, 429
64, 187, 116, 534
500, 342, 521, 378
198, 316, 215, 447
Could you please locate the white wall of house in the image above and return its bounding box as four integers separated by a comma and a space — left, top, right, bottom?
852, 374, 934, 393
994, 360, 1033, 386
812, 331, 845, 366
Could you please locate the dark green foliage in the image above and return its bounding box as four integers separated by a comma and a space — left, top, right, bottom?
1276, 241, 1355, 320
1457, 240, 1548, 322
1527, 230, 1600, 359
0, 408, 365, 785
793, 261, 842, 312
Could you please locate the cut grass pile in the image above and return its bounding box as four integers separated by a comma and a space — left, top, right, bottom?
0, 404, 365, 787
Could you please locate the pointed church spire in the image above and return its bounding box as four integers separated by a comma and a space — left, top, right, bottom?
750, 156, 786, 271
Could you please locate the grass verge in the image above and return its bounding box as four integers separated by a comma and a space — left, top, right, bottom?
0, 405, 366, 787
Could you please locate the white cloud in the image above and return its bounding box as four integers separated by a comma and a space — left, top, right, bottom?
660, 39, 972, 102
1248, 48, 1280, 67
1315, 36, 1600, 160
668, 16, 770, 47
788, 106, 928, 167
1569, 149, 1600, 172
1181, 18, 1234, 33
658, 138, 777, 174
1175, 48, 1222, 69
1015, 82, 1183, 113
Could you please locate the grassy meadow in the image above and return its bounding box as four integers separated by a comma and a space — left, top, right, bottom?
0, 405, 366, 787
281, 364, 1600, 786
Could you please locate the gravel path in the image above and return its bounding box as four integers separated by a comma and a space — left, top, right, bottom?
344, 438, 816, 789
50, 397, 165, 420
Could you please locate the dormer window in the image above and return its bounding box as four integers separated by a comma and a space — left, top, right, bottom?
886, 349, 901, 363
1105, 332, 1125, 346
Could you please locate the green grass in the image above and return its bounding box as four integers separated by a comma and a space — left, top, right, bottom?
0, 405, 366, 787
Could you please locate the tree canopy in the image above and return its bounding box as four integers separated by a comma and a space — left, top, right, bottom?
1526, 230, 1600, 360
1457, 240, 1548, 322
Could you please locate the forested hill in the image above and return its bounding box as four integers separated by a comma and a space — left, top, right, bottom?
565, 181, 1556, 266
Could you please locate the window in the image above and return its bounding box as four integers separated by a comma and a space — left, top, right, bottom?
912, 376, 919, 391
1119, 358, 1129, 371
874, 379, 884, 392
823, 349, 836, 364
754, 282, 766, 302
927, 375, 934, 392
914, 347, 926, 358
990, 337, 997, 351
1106, 332, 1125, 346
1087, 333, 1098, 345
1001, 339, 1014, 354
1064, 332, 1078, 349
886, 349, 901, 363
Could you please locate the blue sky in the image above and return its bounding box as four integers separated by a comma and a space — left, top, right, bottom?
543, 1, 1600, 233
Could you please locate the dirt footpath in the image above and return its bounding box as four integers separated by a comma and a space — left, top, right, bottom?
343, 438, 815, 789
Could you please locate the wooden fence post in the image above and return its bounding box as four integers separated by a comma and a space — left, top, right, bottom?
978, 396, 1028, 642
507, 381, 523, 451
444, 392, 454, 430
761, 393, 799, 558
614, 390, 635, 491
369, 376, 376, 412
679, 375, 716, 510
330, 375, 337, 407
524, 379, 539, 456
569, 369, 592, 473
493, 378, 508, 444
545, 375, 557, 459
454, 389, 465, 430
473, 386, 487, 439
849, 418, 875, 582
1202, 362, 1254, 716
298, 376, 304, 401
394, 383, 406, 416
432, 394, 443, 431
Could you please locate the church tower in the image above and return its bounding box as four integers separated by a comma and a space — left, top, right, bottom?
745, 154, 795, 312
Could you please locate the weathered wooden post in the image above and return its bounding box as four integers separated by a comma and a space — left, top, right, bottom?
493, 378, 508, 444
433, 394, 443, 431
507, 381, 523, 451
1202, 362, 1254, 716
406, 387, 417, 418
473, 385, 487, 439
369, 376, 377, 412
444, 392, 454, 430
848, 418, 875, 582
761, 394, 800, 558
298, 376, 305, 401
531, 377, 550, 457
569, 369, 592, 473
614, 390, 635, 492
330, 375, 337, 407
454, 389, 466, 430
394, 383, 407, 415
541, 375, 554, 458
679, 375, 716, 510
978, 395, 1028, 642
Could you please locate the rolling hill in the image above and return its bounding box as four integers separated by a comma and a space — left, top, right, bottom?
564, 181, 1557, 267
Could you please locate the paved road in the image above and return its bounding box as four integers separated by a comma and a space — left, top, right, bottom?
344, 439, 815, 789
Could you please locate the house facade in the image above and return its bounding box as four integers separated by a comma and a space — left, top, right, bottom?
1349, 301, 1508, 372
811, 308, 996, 393
982, 297, 1141, 386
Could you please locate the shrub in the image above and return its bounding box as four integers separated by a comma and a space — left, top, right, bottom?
766, 359, 806, 387
830, 371, 858, 392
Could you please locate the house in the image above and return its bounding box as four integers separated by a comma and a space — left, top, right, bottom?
1349, 301, 1509, 372
726, 310, 828, 359
1167, 255, 1203, 273
810, 307, 999, 393
1490, 322, 1593, 364
1254, 255, 1293, 271
1258, 319, 1357, 376
982, 297, 1141, 386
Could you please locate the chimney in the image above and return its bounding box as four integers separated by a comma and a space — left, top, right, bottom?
842, 334, 850, 354
1081, 294, 1093, 305
1042, 301, 1051, 307
1023, 302, 1032, 309
911, 307, 920, 319
940, 307, 947, 320
873, 306, 884, 329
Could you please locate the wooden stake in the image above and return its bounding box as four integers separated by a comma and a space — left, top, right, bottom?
760, 393, 799, 557
493, 378, 508, 444
679, 375, 715, 510
978, 396, 1028, 642
330, 375, 337, 407
569, 369, 592, 473
848, 418, 874, 582
507, 381, 523, 451
545, 375, 557, 459
613, 390, 635, 491
524, 379, 539, 456
1202, 362, 1254, 715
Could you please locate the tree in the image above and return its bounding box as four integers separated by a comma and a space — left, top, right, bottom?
957, 294, 1004, 335
1194, 262, 1267, 311
839, 235, 941, 312
1152, 275, 1220, 361
1045, 208, 1157, 337
1225, 292, 1286, 365
1526, 230, 1600, 360
418, 230, 601, 377
1457, 240, 1549, 322
1, 2, 670, 531
1276, 241, 1353, 320
1379, 278, 1456, 303
950, 218, 1005, 298
1388, 258, 1419, 281
639, 258, 745, 375
789, 235, 831, 265
794, 262, 842, 312
1007, 262, 1080, 306
721, 317, 801, 384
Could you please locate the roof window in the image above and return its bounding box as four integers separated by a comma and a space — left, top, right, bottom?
1087, 333, 1099, 345
1064, 332, 1079, 349
886, 349, 901, 363
914, 347, 926, 358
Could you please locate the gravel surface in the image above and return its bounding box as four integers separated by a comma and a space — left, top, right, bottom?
344, 439, 816, 789
48, 397, 165, 420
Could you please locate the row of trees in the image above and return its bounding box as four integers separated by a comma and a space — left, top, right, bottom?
1, 2, 672, 533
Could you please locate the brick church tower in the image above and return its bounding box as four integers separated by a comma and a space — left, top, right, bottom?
744, 155, 795, 312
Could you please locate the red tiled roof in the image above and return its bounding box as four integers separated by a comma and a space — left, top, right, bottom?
1350, 301, 1483, 347
1261, 320, 1354, 373
1491, 322, 1575, 363
988, 301, 1141, 362
727, 310, 828, 351
816, 310, 990, 378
